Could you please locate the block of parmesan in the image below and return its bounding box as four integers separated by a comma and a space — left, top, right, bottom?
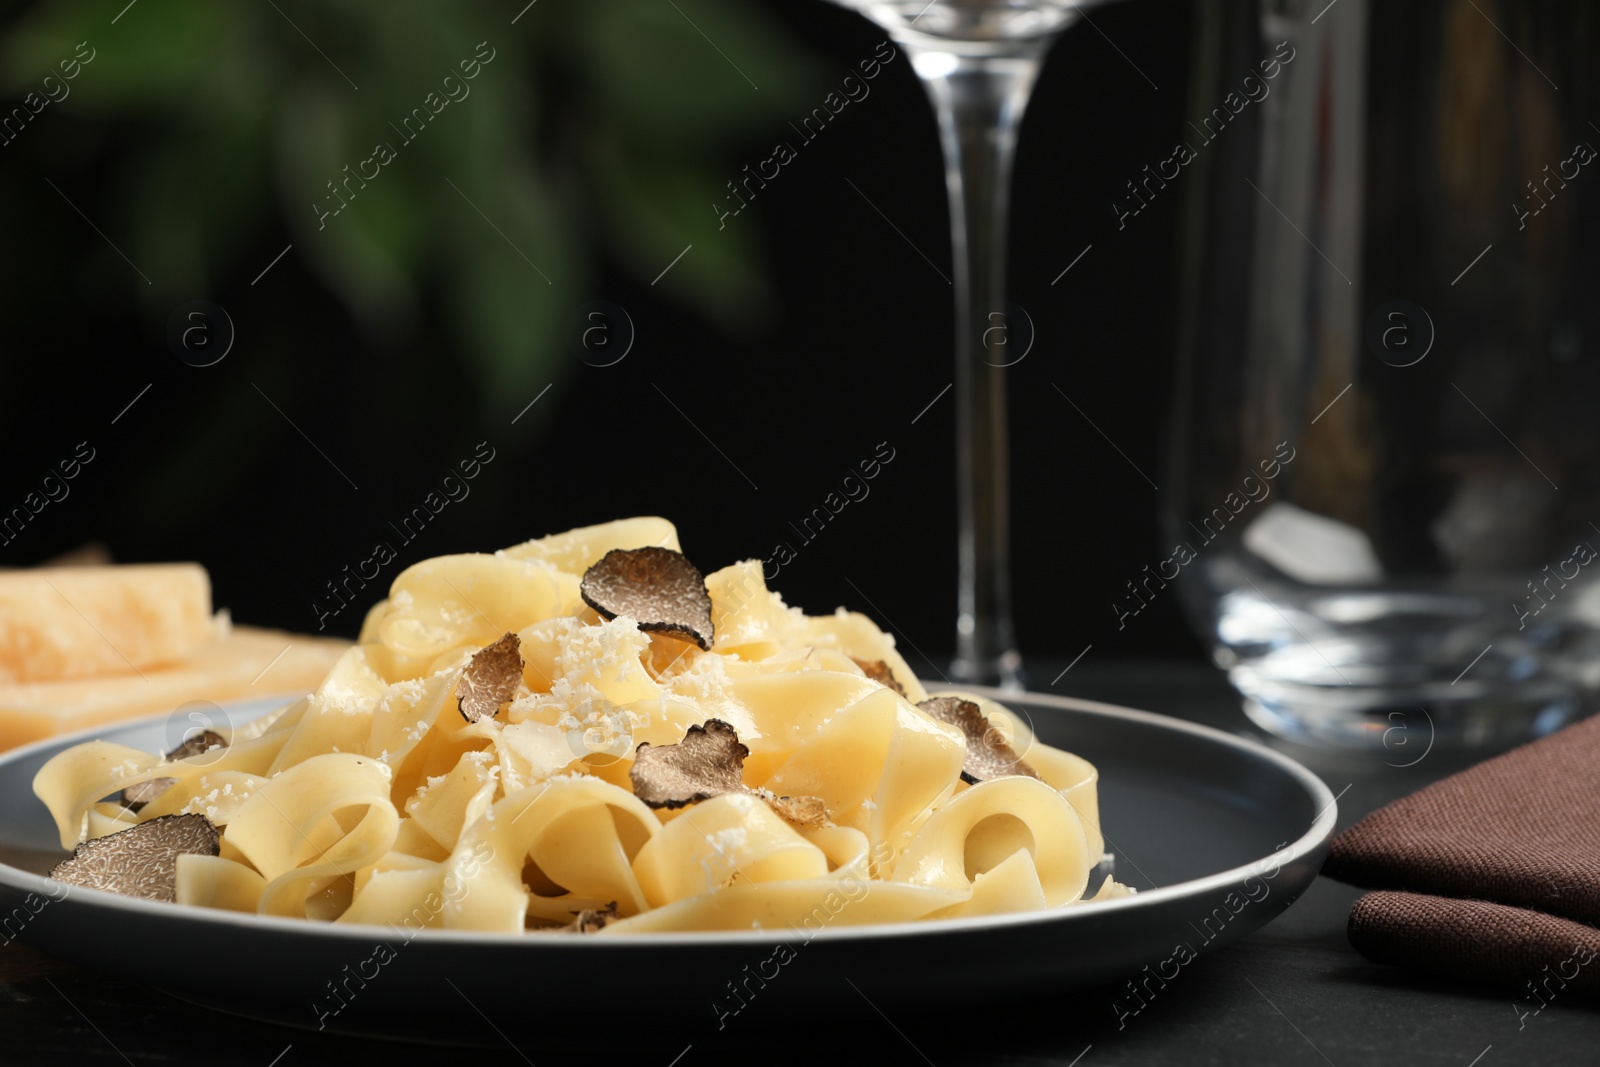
0, 564, 216, 685
0, 625, 348, 751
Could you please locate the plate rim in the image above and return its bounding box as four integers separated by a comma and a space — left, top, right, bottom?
0, 684, 1336, 948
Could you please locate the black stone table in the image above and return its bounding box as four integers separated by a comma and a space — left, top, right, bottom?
3, 659, 1592, 1065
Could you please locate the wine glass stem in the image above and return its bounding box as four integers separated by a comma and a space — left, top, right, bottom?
912, 47, 1044, 690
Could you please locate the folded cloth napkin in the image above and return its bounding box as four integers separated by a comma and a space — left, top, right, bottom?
1322, 713, 1600, 995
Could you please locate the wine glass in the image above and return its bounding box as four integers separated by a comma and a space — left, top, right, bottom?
828, 0, 1112, 688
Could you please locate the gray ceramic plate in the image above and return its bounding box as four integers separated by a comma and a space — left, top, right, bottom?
0, 688, 1335, 1043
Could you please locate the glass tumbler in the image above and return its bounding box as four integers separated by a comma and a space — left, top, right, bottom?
1168, 0, 1600, 749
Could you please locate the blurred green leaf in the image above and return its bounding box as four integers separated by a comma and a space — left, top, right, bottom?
581, 0, 818, 137
2, 0, 820, 419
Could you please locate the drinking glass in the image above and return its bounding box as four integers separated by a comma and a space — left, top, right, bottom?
827, 0, 1113, 688
1169, 0, 1600, 749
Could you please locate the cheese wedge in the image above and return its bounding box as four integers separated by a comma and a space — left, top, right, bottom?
0, 625, 348, 751
0, 564, 215, 685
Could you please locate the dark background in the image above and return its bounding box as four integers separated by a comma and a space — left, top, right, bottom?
0, 0, 1201, 681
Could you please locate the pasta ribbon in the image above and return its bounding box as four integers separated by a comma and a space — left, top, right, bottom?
35, 741, 163, 849
890, 776, 1092, 906
34, 708, 304, 849
268, 647, 387, 773
800, 609, 928, 703
949, 691, 1103, 856
633, 793, 829, 907
441, 777, 661, 932
175, 855, 266, 913
501, 516, 681, 574
365, 554, 580, 681
406, 750, 498, 852
223, 753, 399, 918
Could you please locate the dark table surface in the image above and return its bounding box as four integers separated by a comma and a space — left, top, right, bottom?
3, 658, 1592, 1066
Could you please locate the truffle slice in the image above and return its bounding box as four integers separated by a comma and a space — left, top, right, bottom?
918, 696, 1039, 785
121, 729, 230, 812
169, 730, 227, 761
530, 902, 620, 934
458, 632, 523, 723
851, 657, 907, 698
569, 902, 619, 933
49, 813, 220, 903
630, 720, 828, 827
580, 547, 714, 650
630, 720, 746, 808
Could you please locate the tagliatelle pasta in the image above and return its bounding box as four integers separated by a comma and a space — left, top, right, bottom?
34, 518, 1128, 933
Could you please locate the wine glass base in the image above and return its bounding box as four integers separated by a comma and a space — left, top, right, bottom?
1236, 676, 1587, 755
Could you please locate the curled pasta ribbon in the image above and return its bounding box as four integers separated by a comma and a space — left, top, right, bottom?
222, 753, 399, 919
927, 848, 1051, 919
706, 560, 795, 661
441, 777, 661, 933
406, 751, 498, 852
365, 554, 581, 680
337, 852, 455, 928
136, 770, 263, 825
761, 687, 966, 866
890, 776, 1092, 907
633, 793, 830, 908
492, 720, 586, 794
269, 648, 389, 773
35, 742, 163, 849
953, 693, 1103, 857
1026, 745, 1102, 857
501, 516, 681, 575
34, 714, 302, 849
366, 667, 460, 776
802, 825, 873, 881
364, 659, 503, 822
520, 615, 659, 707
728, 672, 882, 766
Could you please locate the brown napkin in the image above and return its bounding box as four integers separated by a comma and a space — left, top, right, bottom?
1323, 713, 1600, 994
1348, 892, 1600, 997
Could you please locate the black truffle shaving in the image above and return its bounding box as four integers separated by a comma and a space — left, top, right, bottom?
917, 696, 1039, 784
49, 813, 220, 903
580, 547, 715, 650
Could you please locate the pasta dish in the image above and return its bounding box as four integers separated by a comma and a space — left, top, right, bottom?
34, 518, 1125, 933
